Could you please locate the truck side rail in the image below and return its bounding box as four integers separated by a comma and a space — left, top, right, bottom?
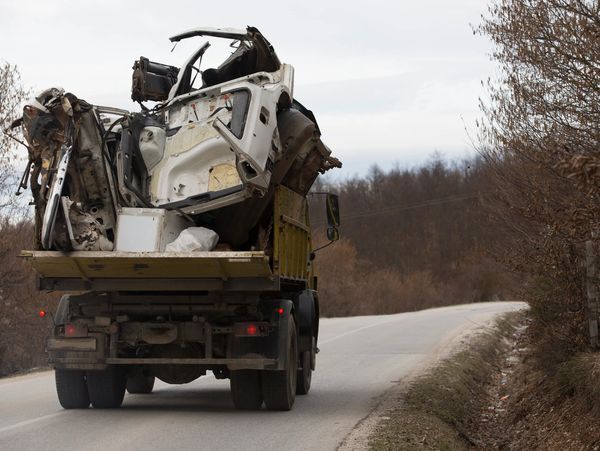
273, 186, 314, 285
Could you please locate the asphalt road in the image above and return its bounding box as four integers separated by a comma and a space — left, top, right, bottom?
0, 302, 523, 451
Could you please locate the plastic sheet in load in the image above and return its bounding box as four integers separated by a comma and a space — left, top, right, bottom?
165, 227, 219, 252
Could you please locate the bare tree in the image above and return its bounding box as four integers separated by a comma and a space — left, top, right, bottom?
0, 62, 28, 216
478, 0, 600, 351
0, 62, 29, 284
0, 64, 55, 377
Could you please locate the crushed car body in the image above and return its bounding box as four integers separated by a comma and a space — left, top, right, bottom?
12, 26, 341, 252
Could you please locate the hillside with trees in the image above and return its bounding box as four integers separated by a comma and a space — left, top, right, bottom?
314, 157, 514, 317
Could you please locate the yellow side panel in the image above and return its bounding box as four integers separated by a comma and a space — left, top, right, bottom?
22, 251, 272, 280
273, 186, 313, 285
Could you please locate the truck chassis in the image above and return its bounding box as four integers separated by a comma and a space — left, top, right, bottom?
26, 186, 328, 411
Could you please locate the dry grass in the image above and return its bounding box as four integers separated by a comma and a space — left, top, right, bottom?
471, 321, 600, 450
316, 238, 511, 318
553, 353, 600, 415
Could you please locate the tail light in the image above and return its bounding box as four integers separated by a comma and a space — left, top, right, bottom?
234, 322, 269, 337
246, 324, 257, 336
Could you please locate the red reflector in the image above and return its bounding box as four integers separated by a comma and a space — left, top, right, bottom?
277, 308, 284, 315
246, 324, 258, 336
39, 310, 46, 318
65, 324, 77, 337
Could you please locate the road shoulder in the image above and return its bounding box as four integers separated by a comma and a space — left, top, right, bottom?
338, 309, 524, 450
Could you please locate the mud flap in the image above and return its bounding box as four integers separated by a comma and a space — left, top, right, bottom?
48, 332, 107, 371
273, 299, 294, 371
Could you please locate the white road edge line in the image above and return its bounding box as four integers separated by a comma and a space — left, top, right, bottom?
319, 316, 404, 345
0, 412, 64, 435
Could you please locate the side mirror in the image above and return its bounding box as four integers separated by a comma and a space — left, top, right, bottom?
325, 194, 340, 241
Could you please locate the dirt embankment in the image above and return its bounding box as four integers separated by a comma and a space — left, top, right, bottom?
473, 324, 600, 450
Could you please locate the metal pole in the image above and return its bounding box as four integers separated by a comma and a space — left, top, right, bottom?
585, 239, 599, 348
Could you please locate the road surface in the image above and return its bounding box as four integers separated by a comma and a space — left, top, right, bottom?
0, 302, 523, 451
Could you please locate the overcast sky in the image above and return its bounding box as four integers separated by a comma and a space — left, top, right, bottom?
0, 0, 496, 177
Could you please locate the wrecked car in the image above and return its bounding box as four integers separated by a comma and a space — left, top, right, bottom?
14, 26, 340, 252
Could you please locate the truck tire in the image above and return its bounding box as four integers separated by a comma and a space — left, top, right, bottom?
262, 316, 297, 411
296, 350, 312, 395
86, 366, 127, 408
230, 370, 263, 410
126, 373, 155, 394
55, 369, 90, 409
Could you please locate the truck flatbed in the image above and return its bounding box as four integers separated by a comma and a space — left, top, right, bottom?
22, 250, 279, 291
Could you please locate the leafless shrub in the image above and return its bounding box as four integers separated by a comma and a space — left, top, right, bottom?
315, 236, 508, 318
553, 353, 600, 415
0, 63, 52, 376
0, 222, 56, 376
477, 0, 600, 350
0, 61, 28, 218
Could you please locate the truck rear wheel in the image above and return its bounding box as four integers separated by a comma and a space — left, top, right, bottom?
262, 316, 297, 411
126, 372, 155, 394
230, 370, 263, 410
86, 366, 126, 408
55, 369, 90, 409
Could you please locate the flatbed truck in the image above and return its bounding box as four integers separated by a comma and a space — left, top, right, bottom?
24, 186, 340, 411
